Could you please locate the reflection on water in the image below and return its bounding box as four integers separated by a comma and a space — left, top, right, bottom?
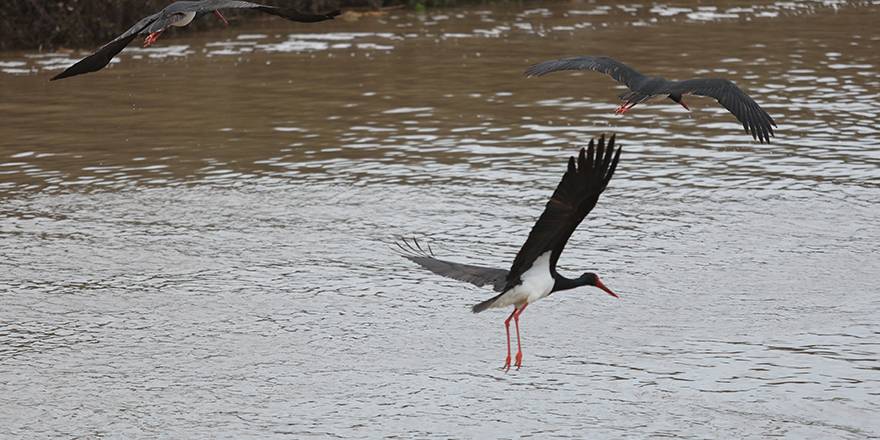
1, 1, 879, 438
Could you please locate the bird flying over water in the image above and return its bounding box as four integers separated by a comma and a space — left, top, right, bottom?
398, 134, 621, 371
50, 0, 340, 81
525, 56, 777, 143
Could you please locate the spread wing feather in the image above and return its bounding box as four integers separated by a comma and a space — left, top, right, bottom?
524, 56, 646, 90
396, 239, 508, 292
191, 1, 341, 22
668, 78, 776, 143
502, 135, 621, 292
50, 1, 339, 81
50, 12, 161, 81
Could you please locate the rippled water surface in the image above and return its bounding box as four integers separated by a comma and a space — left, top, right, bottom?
1, 1, 879, 438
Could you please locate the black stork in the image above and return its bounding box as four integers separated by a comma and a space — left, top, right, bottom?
50, 0, 341, 81
398, 135, 621, 371
525, 56, 777, 143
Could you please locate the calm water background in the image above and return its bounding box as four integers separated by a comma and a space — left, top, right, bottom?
1, 1, 879, 438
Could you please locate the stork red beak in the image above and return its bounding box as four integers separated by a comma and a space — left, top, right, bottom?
595, 277, 619, 298
679, 100, 690, 111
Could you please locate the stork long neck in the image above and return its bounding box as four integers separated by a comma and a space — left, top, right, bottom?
551, 273, 587, 293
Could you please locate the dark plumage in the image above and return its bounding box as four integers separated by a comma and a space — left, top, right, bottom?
397, 239, 509, 293
398, 134, 621, 370
50, 0, 340, 81
525, 56, 777, 143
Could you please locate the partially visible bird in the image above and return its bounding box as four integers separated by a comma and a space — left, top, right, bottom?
50, 0, 340, 81
525, 56, 777, 143
398, 134, 622, 371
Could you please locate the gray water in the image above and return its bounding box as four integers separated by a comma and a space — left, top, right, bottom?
1, 1, 879, 438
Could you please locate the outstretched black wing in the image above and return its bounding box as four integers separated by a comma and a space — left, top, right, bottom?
50, 1, 339, 81
668, 78, 777, 143
503, 135, 621, 292
192, 0, 341, 22
50, 12, 162, 81
254, 6, 341, 22
396, 239, 508, 292
524, 56, 647, 90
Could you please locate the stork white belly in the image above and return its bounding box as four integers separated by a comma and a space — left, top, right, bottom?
494, 251, 555, 308
172, 11, 197, 27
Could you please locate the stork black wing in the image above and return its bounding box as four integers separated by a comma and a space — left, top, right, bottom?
192, 0, 341, 22
50, 1, 338, 81
255, 7, 341, 22
397, 239, 508, 292
524, 56, 647, 90
503, 135, 621, 292
669, 78, 777, 143
50, 12, 162, 81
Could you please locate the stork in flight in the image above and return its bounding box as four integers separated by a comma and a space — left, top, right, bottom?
399, 135, 622, 371
50, 0, 340, 81
525, 56, 777, 143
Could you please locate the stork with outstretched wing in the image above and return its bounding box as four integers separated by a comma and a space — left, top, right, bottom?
526, 56, 777, 143
51, 0, 340, 81
399, 135, 622, 371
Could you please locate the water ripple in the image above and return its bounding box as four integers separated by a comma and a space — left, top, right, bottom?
1, 2, 879, 438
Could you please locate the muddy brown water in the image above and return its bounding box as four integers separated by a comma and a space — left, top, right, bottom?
1, 1, 878, 438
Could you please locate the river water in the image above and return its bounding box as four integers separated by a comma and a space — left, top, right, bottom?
1, 1, 878, 438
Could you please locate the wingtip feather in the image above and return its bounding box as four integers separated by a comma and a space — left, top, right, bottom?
585, 139, 595, 169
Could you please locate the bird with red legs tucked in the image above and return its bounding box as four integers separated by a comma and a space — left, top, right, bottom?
50, 0, 340, 81
525, 56, 777, 143
398, 135, 622, 371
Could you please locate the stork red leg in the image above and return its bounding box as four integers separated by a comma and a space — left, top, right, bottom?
213, 10, 229, 26
143, 31, 163, 48
513, 304, 528, 369
502, 307, 517, 371
615, 101, 635, 115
